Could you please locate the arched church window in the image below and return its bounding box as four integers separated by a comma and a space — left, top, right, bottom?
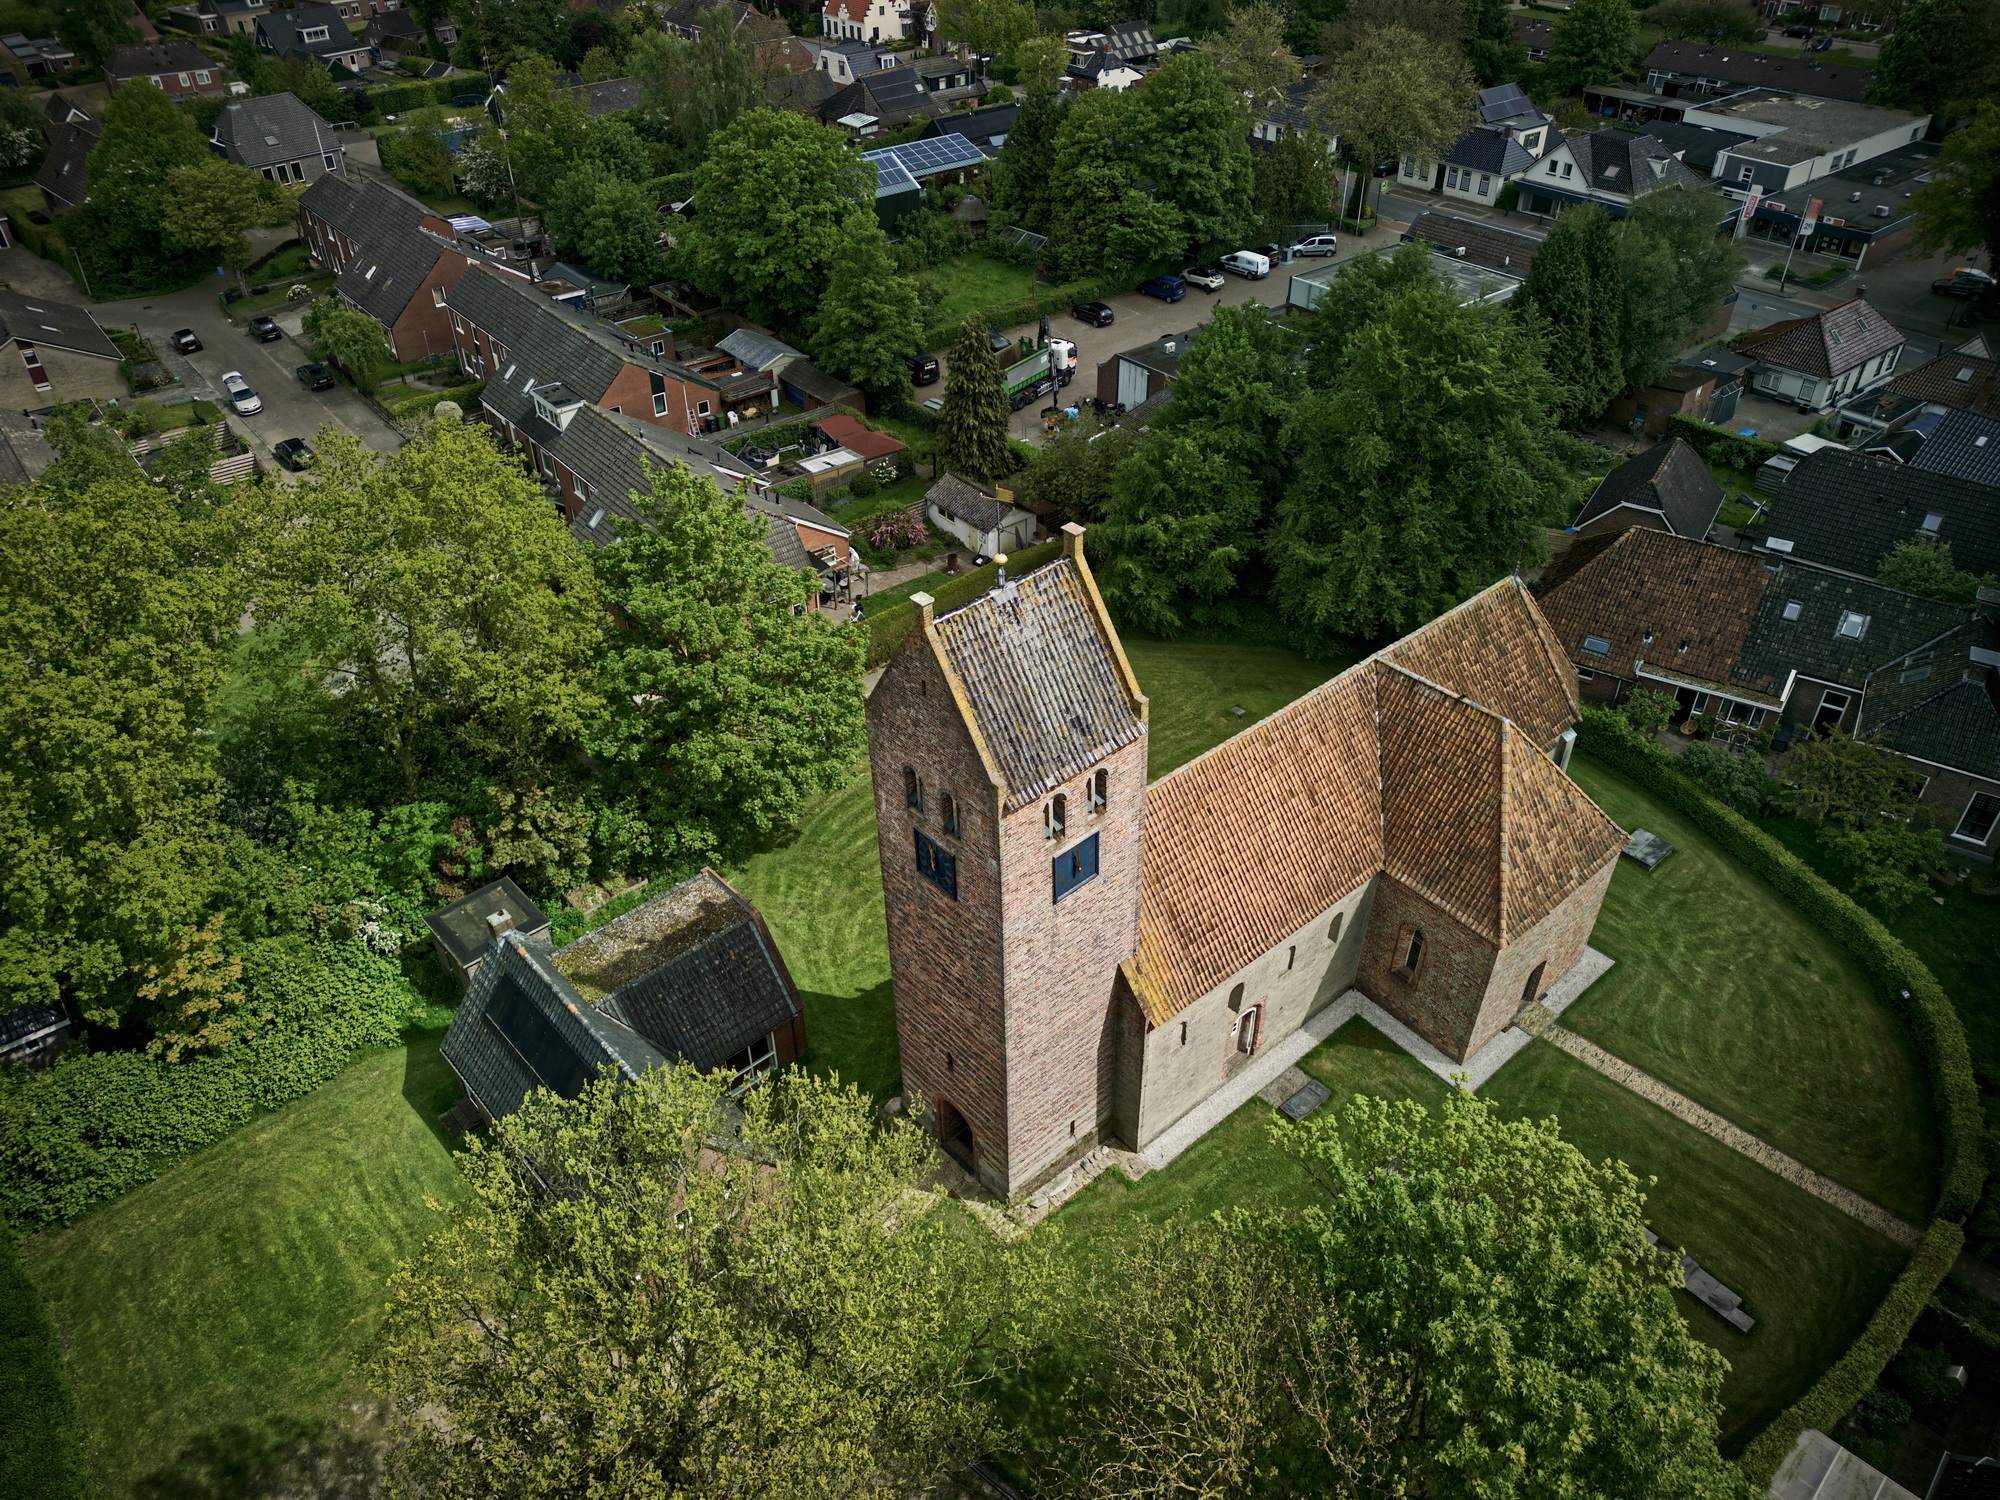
904, 766, 922, 811
1045, 794, 1067, 840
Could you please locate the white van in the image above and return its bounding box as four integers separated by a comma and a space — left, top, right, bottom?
1220, 250, 1271, 279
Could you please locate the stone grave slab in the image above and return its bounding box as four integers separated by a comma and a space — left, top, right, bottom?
1622, 829, 1674, 870
1279, 1079, 1332, 1122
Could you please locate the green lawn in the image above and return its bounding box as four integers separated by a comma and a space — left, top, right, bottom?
923, 251, 1037, 333
24, 1040, 467, 1499
1563, 757, 1939, 1222
1480, 1045, 1908, 1451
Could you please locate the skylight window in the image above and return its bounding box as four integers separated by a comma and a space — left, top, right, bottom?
1582, 635, 1611, 656
1782, 600, 1803, 621
1921, 512, 1943, 534
1836, 611, 1869, 640
1957, 367, 1975, 382
1766, 537, 1795, 553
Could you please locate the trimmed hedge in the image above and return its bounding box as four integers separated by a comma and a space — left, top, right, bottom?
384, 380, 486, 421
1574, 713, 1985, 1479
370, 73, 490, 114
1666, 412, 1780, 472
0, 1225, 86, 1500
0, 938, 427, 1229
1735, 1219, 1963, 1479
864, 538, 1063, 669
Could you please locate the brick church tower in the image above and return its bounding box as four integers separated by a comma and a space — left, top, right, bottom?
865, 526, 1148, 1199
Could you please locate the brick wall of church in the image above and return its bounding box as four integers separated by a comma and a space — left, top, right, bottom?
1471, 856, 1617, 1054
1355, 877, 1501, 1062
866, 633, 1014, 1197
1127, 875, 1378, 1152
995, 733, 1149, 1195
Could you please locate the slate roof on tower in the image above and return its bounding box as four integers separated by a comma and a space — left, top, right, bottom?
925, 552, 1148, 812
1123, 580, 1624, 1026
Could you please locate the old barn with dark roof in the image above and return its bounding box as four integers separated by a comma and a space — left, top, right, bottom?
1573, 438, 1724, 540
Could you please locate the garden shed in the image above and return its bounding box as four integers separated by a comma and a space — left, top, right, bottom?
424, 876, 552, 988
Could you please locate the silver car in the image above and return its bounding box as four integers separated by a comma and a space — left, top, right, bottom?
1290, 234, 1339, 257
220, 370, 262, 416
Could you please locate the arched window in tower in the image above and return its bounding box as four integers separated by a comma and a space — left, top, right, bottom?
1400, 928, 1426, 977
1228, 982, 1245, 1011
941, 793, 959, 836
1088, 769, 1107, 813
1329, 912, 1344, 945
903, 766, 922, 812
1045, 793, 1067, 840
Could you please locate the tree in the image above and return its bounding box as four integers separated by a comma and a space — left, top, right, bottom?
630, 8, 765, 165
1870, 0, 2000, 119
934, 0, 1038, 61
989, 87, 1067, 232
1515, 202, 1626, 421
138, 913, 262, 1063
53, 0, 136, 68
1778, 730, 1946, 911
0, 419, 237, 1027
678, 110, 873, 328
1309, 26, 1474, 200
378, 106, 458, 198
1460, 0, 1528, 82
1545, 0, 1638, 95
1321, 0, 1462, 53
1043, 87, 1183, 279
1097, 432, 1269, 634
1269, 275, 1574, 638
587, 463, 866, 866
1648, 0, 1763, 44
811, 224, 923, 404
1207, 0, 1298, 105
1254, 128, 1335, 237
495, 52, 594, 202
1131, 54, 1257, 252
160, 157, 266, 290
1878, 535, 1997, 604
568, 172, 665, 289
449, 0, 572, 72
373, 1067, 1053, 1496
68, 81, 210, 291
240, 415, 605, 804
1679, 740, 1770, 817
301, 298, 392, 390
1911, 104, 2000, 268
1614, 183, 1744, 391
934, 316, 1014, 484
1014, 414, 1137, 527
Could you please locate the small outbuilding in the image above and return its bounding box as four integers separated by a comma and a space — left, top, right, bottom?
423, 876, 553, 988
1572, 438, 1724, 541
926, 473, 1038, 557
1, 1002, 70, 1068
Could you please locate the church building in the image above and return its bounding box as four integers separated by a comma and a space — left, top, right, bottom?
866, 526, 1628, 1200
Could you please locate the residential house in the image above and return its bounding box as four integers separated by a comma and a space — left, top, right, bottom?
1537, 526, 2000, 852
1396, 84, 1553, 208
926, 473, 1036, 556
0, 287, 124, 408
1096, 327, 1196, 412
1571, 438, 1725, 540
438, 869, 808, 1125
448, 262, 779, 442
1402, 210, 1544, 275
1289, 243, 1523, 312
919, 98, 1017, 155
1838, 339, 2000, 439
1861, 409, 2000, 484
1641, 41, 1876, 103
165, 0, 271, 38
1703, 92, 1928, 199
256, 4, 371, 71
424, 876, 551, 987
212, 92, 347, 186
1589, 115, 1752, 175
822, 60, 983, 129
1512, 12, 1553, 62
1, 34, 75, 77
103, 39, 225, 98
568, 76, 641, 115
1738, 296, 1905, 411
299, 173, 475, 359
1518, 126, 1708, 217
1755, 447, 2000, 579
1250, 80, 1334, 153
35, 93, 98, 211
0, 1003, 70, 1068
365, 9, 454, 54
1608, 345, 1757, 435
715, 327, 805, 376
1064, 26, 1156, 91
823, 0, 911, 43
860, 132, 985, 226
817, 39, 898, 84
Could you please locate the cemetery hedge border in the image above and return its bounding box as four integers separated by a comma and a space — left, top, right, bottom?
1575, 710, 1982, 1480
0, 1224, 86, 1500
1665, 413, 1780, 472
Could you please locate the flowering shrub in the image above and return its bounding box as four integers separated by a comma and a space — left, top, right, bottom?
864, 510, 927, 551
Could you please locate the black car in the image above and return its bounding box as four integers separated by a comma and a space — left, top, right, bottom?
273, 438, 314, 471
1783, 23, 1813, 35
249, 314, 282, 342
904, 350, 940, 385
171, 328, 202, 354
986, 330, 1014, 354
296, 361, 336, 389
1071, 301, 1115, 327
1933, 270, 1997, 299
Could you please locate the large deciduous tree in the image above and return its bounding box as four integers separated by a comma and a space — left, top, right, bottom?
989, 87, 1067, 233
1613, 183, 1744, 392
1910, 103, 2000, 268
1309, 26, 1474, 192
373, 1068, 1053, 1497
239, 414, 605, 806
1269, 272, 1574, 638
811, 224, 923, 404
629, 7, 766, 166
1515, 201, 1626, 422
301, 298, 393, 390
1043, 87, 1183, 279
679, 109, 873, 328
1131, 53, 1257, 252
1253, 129, 1335, 237
1460, 0, 1528, 82
1206, 0, 1298, 105
0, 411, 238, 1026
53, 0, 136, 68
933, 0, 1038, 62
586, 462, 866, 868
934, 316, 1014, 483
68, 81, 210, 292
1545, 0, 1638, 95
160, 157, 267, 291
1869, 0, 2000, 119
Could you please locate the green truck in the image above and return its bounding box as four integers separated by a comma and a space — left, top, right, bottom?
1001, 338, 1078, 410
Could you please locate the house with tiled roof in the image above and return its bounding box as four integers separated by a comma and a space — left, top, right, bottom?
0, 286, 124, 408
867, 533, 1626, 1197
1573, 438, 1725, 540
1394, 83, 1552, 208
925, 472, 1035, 556
1841, 341, 2000, 438
1755, 447, 2000, 581
298, 173, 475, 359
1739, 296, 1906, 411
1401, 210, 1544, 275
438, 870, 808, 1126
1862, 409, 2000, 486
1512, 12, 1552, 62
255, 3, 370, 71
1536, 526, 2000, 851
213, 92, 347, 187
35, 96, 98, 212
1641, 40, 1875, 103
823, 0, 910, 42
103, 39, 225, 99
165, 0, 271, 38
1519, 126, 1708, 218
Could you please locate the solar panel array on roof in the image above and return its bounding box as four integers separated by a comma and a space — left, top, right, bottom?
861, 133, 985, 194
1477, 82, 1535, 122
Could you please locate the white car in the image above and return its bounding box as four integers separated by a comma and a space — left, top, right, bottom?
1290, 234, 1339, 257
1181, 265, 1225, 291
220, 370, 262, 416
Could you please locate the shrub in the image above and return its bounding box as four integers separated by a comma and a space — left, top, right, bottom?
384, 381, 486, 422
862, 508, 926, 552
1679, 740, 1769, 817
1891, 1341, 1967, 1416
1665, 413, 1779, 472
849, 470, 879, 499
774, 478, 814, 502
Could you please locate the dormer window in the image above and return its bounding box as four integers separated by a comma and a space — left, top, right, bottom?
1045, 793, 1067, 840
301, 24, 329, 40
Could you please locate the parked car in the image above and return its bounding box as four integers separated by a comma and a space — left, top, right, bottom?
295, 361, 335, 389
987, 330, 1013, 354
1138, 274, 1187, 303
1290, 233, 1339, 257
904, 350, 940, 385
1782, 23, 1813, 35
1253, 242, 1286, 263
1371, 159, 1398, 177
1809, 34, 1831, 49
1219, 250, 1271, 279
220, 370, 262, 416
1182, 265, 1225, 292
248, 314, 282, 342
273, 437, 314, 470
1933, 269, 1996, 298
1071, 301, 1115, 326
170, 328, 202, 354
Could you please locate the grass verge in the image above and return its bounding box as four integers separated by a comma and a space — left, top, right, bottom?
924, 252, 1037, 332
